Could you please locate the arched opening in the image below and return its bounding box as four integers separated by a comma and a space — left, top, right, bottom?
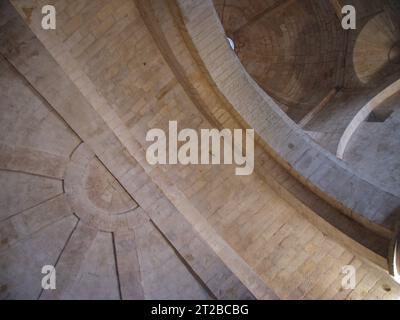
227, 37, 235, 51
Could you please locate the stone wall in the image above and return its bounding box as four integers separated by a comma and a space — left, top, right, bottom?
0, 0, 399, 299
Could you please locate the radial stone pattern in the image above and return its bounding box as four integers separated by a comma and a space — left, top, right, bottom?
390, 42, 400, 65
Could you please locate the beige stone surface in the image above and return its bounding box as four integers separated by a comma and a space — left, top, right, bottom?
0, 0, 399, 301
